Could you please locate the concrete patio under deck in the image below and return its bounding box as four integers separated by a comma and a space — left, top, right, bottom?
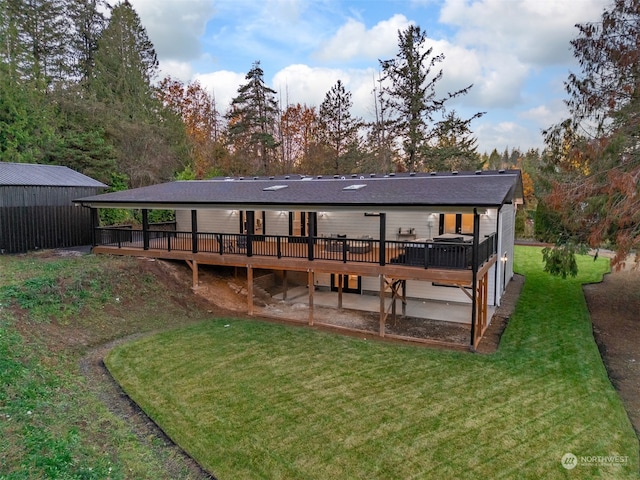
272, 286, 496, 325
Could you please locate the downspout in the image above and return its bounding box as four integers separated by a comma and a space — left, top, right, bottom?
494, 206, 501, 306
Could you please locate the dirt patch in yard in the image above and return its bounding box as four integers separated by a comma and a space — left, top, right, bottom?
584, 256, 640, 438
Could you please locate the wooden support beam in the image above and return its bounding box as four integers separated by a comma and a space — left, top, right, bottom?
382, 277, 403, 325
308, 270, 314, 326
402, 280, 407, 316
472, 271, 490, 349
185, 260, 199, 289
338, 274, 343, 309
282, 270, 288, 301
458, 284, 474, 301
247, 265, 254, 316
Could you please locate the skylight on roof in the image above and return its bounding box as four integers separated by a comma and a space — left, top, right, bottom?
343, 184, 367, 191
263, 185, 288, 191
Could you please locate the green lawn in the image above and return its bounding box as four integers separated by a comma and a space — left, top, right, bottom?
0, 254, 213, 479
105, 246, 640, 479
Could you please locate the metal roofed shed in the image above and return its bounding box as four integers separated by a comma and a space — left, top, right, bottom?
0, 163, 107, 253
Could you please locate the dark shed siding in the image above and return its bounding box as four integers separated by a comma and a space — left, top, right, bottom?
0, 186, 99, 253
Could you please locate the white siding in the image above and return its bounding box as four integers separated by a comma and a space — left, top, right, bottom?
317, 209, 498, 240
177, 207, 509, 306
176, 209, 239, 233
494, 203, 516, 306
176, 209, 290, 235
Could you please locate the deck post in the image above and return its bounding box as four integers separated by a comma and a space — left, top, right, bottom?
307, 212, 316, 261
337, 274, 343, 309
246, 210, 254, 257
379, 275, 386, 337
308, 270, 314, 325
402, 280, 407, 316
90, 208, 99, 246
247, 265, 254, 316
142, 209, 149, 250
191, 260, 199, 289
470, 208, 480, 347
379, 213, 386, 266
191, 210, 198, 253
282, 270, 288, 300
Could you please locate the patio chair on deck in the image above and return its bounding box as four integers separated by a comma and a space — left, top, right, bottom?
236, 235, 247, 251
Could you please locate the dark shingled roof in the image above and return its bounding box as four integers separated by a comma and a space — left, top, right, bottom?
0, 162, 107, 188
75, 170, 523, 210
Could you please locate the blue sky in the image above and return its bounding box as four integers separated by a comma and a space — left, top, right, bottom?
129, 0, 609, 154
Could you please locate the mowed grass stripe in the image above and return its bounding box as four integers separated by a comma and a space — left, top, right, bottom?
105, 247, 639, 479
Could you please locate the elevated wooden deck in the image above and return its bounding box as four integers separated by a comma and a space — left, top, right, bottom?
92, 229, 497, 349
93, 229, 497, 283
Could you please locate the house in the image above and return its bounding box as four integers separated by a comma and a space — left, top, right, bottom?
0, 163, 107, 254
74, 170, 523, 349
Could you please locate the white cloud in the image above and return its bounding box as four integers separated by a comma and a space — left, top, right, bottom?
128, 0, 214, 61
193, 70, 246, 113
520, 100, 568, 128
313, 14, 412, 62
157, 60, 194, 83
272, 64, 341, 107
440, 0, 607, 66
272, 65, 380, 120
474, 120, 541, 153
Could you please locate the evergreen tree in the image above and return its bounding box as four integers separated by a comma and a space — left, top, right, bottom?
226, 61, 279, 175
67, 0, 107, 84
380, 25, 480, 172
91, 0, 158, 117
48, 87, 117, 183
2, 0, 70, 86
317, 80, 361, 174
89, 1, 187, 187
0, 0, 57, 163
422, 110, 482, 171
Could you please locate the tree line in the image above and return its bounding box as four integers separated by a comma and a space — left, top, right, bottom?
0, 0, 485, 188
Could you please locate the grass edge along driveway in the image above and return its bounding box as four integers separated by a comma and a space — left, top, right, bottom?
106, 246, 640, 479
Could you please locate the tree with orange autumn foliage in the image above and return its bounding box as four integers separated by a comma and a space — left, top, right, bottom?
543, 0, 640, 271
158, 76, 227, 178
279, 103, 318, 172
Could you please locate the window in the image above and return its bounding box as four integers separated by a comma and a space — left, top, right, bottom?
440, 213, 474, 235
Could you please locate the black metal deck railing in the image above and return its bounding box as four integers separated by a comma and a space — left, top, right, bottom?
95, 227, 497, 271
